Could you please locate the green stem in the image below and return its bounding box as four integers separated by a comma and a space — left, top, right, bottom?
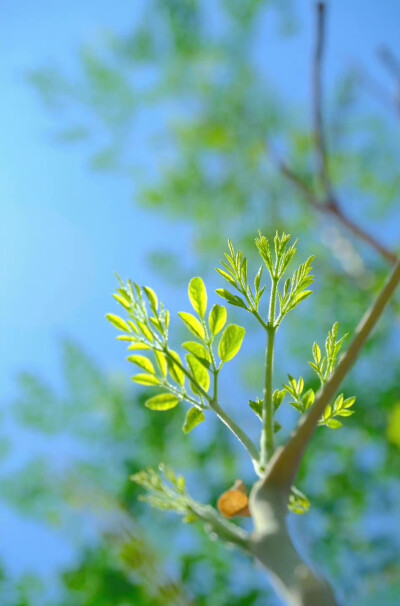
252, 309, 269, 331
210, 399, 260, 465
188, 502, 250, 550
163, 345, 258, 466
260, 278, 279, 469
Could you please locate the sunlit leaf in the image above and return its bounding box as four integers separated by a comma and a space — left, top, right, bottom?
182, 341, 211, 368
106, 313, 131, 332
218, 324, 246, 363
133, 374, 161, 386
182, 407, 206, 433
178, 312, 205, 339
187, 354, 210, 392
145, 393, 180, 411
208, 304, 227, 336
188, 277, 207, 319
167, 350, 185, 386
127, 355, 156, 375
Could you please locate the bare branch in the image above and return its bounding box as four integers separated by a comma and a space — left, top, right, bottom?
278, 158, 398, 264
313, 2, 333, 200
263, 256, 400, 493
271, 3, 399, 266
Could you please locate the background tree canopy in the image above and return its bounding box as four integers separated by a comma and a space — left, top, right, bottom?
1, 1, 400, 605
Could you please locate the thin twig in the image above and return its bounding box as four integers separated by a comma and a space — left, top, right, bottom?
263, 255, 400, 492
272, 3, 398, 266
313, 2, 333, 201
279, 159, 398, 264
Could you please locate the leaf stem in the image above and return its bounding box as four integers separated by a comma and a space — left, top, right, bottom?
210, 399, 260, 466
260, 278, 279, 469
163, 345, 258, 465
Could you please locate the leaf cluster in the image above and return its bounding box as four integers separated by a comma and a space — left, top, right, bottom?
107, 276, 246, 434
282, 322, 356, 428
216, 232, 314, 329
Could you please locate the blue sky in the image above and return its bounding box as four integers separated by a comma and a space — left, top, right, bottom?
0, 0, 399, 585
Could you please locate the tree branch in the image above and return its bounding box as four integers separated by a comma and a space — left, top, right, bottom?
249, 485, 338, 606
271, 2, 398, 266
279, 160, 398, 264
248, 256, 400, 606
313, 2, 333, 201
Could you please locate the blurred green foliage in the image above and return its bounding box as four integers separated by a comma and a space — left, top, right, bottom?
3, 0, 400, 604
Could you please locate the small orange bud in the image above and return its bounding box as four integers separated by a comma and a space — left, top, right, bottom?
217, 480, 251, 518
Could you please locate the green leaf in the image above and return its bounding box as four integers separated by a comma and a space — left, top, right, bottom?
183, 407, 206, 433
145, 393, 180, 411
182, 342, 211, 368
127, 343, 152, 351
106, 313, 131, 332
288, 487, 311, 515
302, 388, 315, 411
254, 265, 263, 292
188, 277, 207, 319
312, 342, 322, 364
273, 389, 286, 411
155, 351, 168, 377
167, 350, 185, 386
325, 418, 343, 429
143, 286, 159, 313
291, 290, 312, 307
178, 312, 205, 339
127, 355, 156, 374
208, 304, 227, 336
133, 374, 161, 386
387, 403, 400, 448
187, 354, 210, 392
218, 324, 246, 363
343, 396, 356, 408
112, 293, 131, 310
216, 289, 247, 309
136, 320, 154, 342
249, 398, 263, 419
215, 267, 237, 288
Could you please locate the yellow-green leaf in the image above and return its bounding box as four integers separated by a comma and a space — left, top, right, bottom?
106, 314, 131, 333
133, 374, 161, 386
187, 354, 210, 392
325, 418, 343, 429
145, 393, 180, 410
127, 343, 152, 351
388, 403, 400, 448
188, 277, 207, 319
155, 350, 168, 377
209, 304, 227, 336
143, 286, 158, 313
112, 294, 131, 310
288, 487, 311, 515
182, 342, 210, 367
178, 312, 205, 340
218, 324, 246, 363
127, 355, 156, 375
167, 350, 185, 386
183, 407, 206, 433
